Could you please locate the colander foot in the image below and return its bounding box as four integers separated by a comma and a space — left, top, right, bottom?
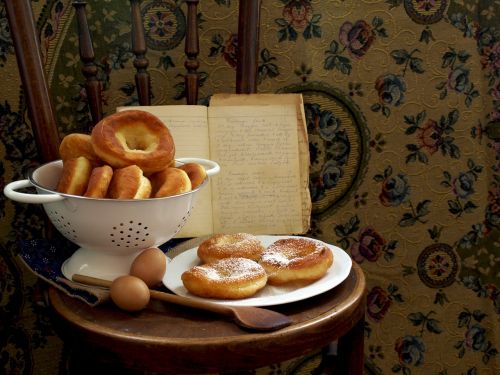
61, 247, 143, 281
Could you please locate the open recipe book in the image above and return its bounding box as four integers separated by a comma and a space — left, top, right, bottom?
118, 93, 311, 237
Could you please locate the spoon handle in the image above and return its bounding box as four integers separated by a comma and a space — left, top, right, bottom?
149, 289, 235, 317
72, 274, 234, 317
73, 274, 112, 288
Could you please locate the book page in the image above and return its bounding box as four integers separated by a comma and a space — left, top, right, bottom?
208, 104, 304, 234
117, 105, 214, 237
210, 93, 311, 232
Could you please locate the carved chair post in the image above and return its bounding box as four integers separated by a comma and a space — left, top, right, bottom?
4, 0, 60, 162
130, 0, 151, 106
236, 0, 261, 94
184, 0, 200, 105
72, 1, 103, 126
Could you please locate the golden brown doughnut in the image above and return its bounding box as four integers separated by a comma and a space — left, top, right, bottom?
178, 162, 207, 189
150, 167, 192, 198
108, 165, 152, 199
56, 156, 93, 196
83, 165, 113, 198
181, 257, 268, 299
197, 233, 265, 263
91, 110, 175, 174
259, 238, 333, 285
59, 133, 102, 166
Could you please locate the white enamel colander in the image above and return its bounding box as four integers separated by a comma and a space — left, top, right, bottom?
3, 158, 220, 281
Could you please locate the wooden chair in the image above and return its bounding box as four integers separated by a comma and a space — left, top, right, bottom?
5, 0, 260, 164
5, 0, 366, 374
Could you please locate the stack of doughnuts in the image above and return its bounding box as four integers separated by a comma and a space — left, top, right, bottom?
181, 234, 334, 299
55, 110, 207, 199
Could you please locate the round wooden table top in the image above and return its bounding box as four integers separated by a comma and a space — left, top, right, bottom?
48, 262, 366, 374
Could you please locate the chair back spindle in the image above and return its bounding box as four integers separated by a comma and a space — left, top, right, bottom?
130, 0, 151, 106
236, 0, 261, 94
73, 1, 103, 126
183, 0, 261, 102
184, 0, 200, 105
4, 0, 60, 162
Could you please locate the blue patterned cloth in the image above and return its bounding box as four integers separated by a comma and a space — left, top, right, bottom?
19, 237, 187, 306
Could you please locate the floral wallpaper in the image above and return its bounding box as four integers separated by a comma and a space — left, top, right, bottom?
0, 0, 499, 374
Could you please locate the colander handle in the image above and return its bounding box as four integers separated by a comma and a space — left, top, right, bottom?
3, 179, 65, 204
176, 158, 220, 177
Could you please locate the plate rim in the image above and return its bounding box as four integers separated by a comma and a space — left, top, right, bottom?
163, 235, 352, 307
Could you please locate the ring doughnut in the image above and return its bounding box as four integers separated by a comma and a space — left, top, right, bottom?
108, 165, 152, 199
59, 133, 102, 166
83, 165, 114, 198
150, 167, 192, 198
56, 156, 92, 196
197, 233, 265, 263
181, 257, 268, 299
178, 162, 207, 189
259, 238, 333, 285
91, 110, 175, 174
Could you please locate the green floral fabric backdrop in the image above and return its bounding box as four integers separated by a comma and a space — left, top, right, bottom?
0, 0, 499, 374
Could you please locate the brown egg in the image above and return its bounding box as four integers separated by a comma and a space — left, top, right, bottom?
130, 247, 167, 287
110, 275, 150, 312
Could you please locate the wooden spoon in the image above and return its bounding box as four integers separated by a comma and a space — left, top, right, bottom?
72, 274, 293, 332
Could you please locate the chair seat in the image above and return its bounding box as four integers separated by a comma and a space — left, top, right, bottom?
48, 262, 366, 374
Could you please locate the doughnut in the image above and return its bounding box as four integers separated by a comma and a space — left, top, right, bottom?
108, 165, 152, 199
197, 233, 265, 263
56, 156, 92, 196
83, 165, 113, 198
181, 257, 268, 299
59, 133, 102, 166
150, 167, 192, 198
91, 110, 175, 174
178, 162, 207, 189
259, 238, 333, 285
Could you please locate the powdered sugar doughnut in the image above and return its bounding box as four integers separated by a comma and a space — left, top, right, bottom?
181, 257, 267, 299
197, 233, 265, 263
259, 238, 333, 285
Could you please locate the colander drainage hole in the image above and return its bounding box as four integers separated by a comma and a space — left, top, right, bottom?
110, 221, 151, 248
48, 210, 78, 240
176, 210, 192, 229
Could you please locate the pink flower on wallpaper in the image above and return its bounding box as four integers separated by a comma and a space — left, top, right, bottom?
490, 79, 500, 101
480, 41, 500, 70
367, 286, 392, 322
488, 187, 500, 206
416, 119, 443, 155
491, 109, 500, 121
339, 20, 375, 59
283, 0, 313, 30
351, 227, 385, 262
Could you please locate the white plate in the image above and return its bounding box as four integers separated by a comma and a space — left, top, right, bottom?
163, 235, 352, 306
